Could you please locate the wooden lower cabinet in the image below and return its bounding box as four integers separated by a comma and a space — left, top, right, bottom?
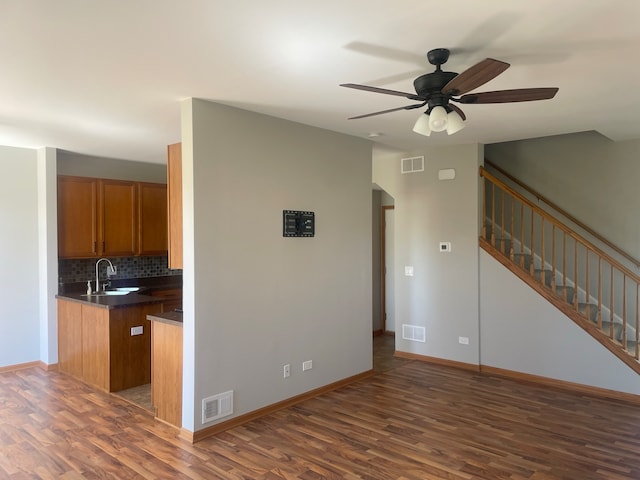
150, 319, 183, 427
81, 305, 110, 390
58, 300, 84, 378
58, 299, 162, 392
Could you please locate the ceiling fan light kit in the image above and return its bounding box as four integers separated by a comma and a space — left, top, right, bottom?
413, 106, 466, 137
445, 109, 465, 135
428, 106, 448, 132
413, 113, 431, 136
342, 48, 558, 137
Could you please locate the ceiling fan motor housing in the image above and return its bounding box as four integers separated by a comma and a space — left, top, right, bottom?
413, 71, 458, 99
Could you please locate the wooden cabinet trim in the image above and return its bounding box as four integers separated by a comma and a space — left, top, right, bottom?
167, 143, 183, 269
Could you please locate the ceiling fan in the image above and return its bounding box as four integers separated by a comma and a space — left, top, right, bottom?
341, 48, 558, 136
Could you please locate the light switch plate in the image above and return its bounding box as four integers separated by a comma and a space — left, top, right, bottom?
404, 266, 414, 276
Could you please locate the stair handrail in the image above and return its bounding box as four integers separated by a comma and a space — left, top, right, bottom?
484, 159, 640, 270
480, 166, 640, 286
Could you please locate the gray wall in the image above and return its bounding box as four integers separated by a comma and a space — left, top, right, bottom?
57, 150, 166, 183
373, 144, 483, 365
486, 132, 640, 260
181, 99, 373, 432
480, 249, 640, 395
0, 146, 41, 366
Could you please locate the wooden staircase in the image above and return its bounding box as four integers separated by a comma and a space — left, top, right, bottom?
480, 165, 640, 374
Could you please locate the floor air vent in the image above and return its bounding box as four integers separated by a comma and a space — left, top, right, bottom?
401, 156, 424, 174
402, 324, 426, 342
202, 390, 234, 424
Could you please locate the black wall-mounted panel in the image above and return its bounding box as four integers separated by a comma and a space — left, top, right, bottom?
283, 210, 315, 237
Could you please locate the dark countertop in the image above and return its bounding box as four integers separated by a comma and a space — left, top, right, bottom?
147, 310, 183, 327
57, 275, 182, 310
56, 291, 164, 309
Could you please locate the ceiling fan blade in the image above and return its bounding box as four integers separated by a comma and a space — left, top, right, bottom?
340, 83, 425, 101
441, 58, 510, 96
458, 87, 559, 104
449, 103, 466, 121
348, 102, 426, 120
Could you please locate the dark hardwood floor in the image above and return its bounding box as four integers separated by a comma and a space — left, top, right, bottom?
2, 340, 640, 479
373, 333, 411, 373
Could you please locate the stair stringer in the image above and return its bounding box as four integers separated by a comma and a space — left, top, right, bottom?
481, 238, 640, 375
485, 217, 638, 342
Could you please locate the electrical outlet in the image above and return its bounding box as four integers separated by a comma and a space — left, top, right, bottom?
131, 326, 143, 336
302, 360, 313, 371
458, 336, 469, 345
283, 364, 290, 378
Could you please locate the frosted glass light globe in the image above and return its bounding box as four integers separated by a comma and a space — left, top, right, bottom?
428, 106, 448, 132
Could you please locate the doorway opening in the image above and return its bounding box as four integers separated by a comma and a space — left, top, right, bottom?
372, 187, 396, 372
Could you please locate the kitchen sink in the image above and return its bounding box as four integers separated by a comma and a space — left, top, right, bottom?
112, 287, 141, 292
83, 290, 130, 296
80, 286, 143, 297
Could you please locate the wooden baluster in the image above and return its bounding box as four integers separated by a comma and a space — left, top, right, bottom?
585, 249, 590, 320
551, 224, 556, 293
597, 257, 602, 329
574, 240, 578, 309
510, 196, 515, 259
622, 276, 628, 348
610, 267, 615, 339
491, 182, 496, 247
530, 211, 534, 276
519, 203, 524, 266
481, 175, 487, 240
563, 233, 567, 302
634, 283, 640, 360
500, 189, 505, 253
540, 218, 545, 284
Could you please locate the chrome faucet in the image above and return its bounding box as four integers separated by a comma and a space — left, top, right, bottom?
95, 258, 117, 292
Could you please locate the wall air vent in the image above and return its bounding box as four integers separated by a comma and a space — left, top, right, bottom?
401, 156, 424, 174
202, 390, 234, 424
402, 324, 426, 342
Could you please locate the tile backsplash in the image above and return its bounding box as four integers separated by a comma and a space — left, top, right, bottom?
59, 256, 182, 284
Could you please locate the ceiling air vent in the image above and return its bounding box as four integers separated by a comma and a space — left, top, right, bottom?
401, 156, 424, 174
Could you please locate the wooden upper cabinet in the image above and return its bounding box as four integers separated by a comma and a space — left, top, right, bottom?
99, 179, 137, 257
58, 175, 168, 259
58, 176, 99, 258
167, 143, 183, 269
138, 182, 168, 255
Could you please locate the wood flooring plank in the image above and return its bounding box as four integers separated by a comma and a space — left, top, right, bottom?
2, 356, 640, 479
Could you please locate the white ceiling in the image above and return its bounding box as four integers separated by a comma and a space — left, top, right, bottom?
1, 0, 639, 164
